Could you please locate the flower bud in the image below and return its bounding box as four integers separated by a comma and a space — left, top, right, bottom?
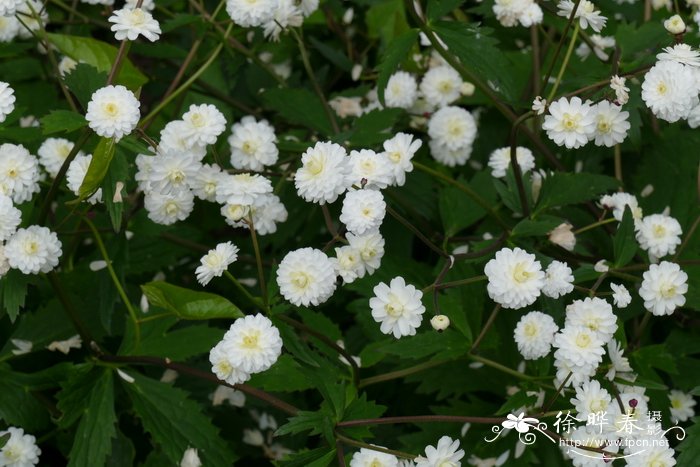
664, 15, 686, 35
430, 314, 450, 332
548, 223, 576, 251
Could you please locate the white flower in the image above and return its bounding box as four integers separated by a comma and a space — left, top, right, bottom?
109, 7, 161, 42
143, 189, 195, 225
216, 173, 273, 206
226, 0, 276, 27
0, 81, 15, 123
147, 150, 201, 195
430, 315, 451, 331
276, 247, 337, 306
428, 106, 477, 151
329, 96, 362, 118
180, 447, 202, 467
542, 260, 574, 298
349, 449, 398, 467
599, 192, 643, 221
484, 247, 544, 310
66, 154, 103, 204
419, 66, 463, 108
565, 297, 617, 342
635, 213, 682, 258
209, 341, 250, 385
382, 132, 422, 186
542, 96, 596, 149
385, 71, 418, 109
86, 85, 140, 140
15, 0, 47, 39
639, 261, 688, 315
159, 120, 207, 159
669, 390, 696, 423
195, 241, 239, 286
641, 60, 699, 123
591, 101, 630, 147
415, 436, 465, 467
0, 16, 20, 43
211, 385, 246, 407
370, 276, 425, 338
531, 96, 546, 115
493, 0, 529, 27
664, 15, 687, 35
46, 334, 82, 354
627, 447, 676, 467
249, 193, 287, 235
610, 283, 632, 308
549, 223, 576, 251
331, 245, 364, 283
189, 163, 223, 202
135, 154, 155, 192
37, 138, 81, 178
571, 379, 612, 420
553, 325, 606, 378
125, 0, 155, 11
519, 2, 543, 27
564, 426, 618, 466
0, 244, 10, 278
11, 338, 32, 356
349, 149, 392, 189
294, 141, 351, 204
576, 34, 615, 61
221, 314, 283, 374
557, 0, 607, 32
228, 116, 278, 172
0, 144, 40, 204
514, 311, 559, 360
429, 140, 473, 167
606, 340, 633, 381
181, 104, 226, 147
0, 0, 23, 16
657, 43, 700, 67
0, 194, 21, 242
610, 75, 630, 105
0, 427, 41, 467
340, 189, 386, 235
487, 146, 535, 178
347, 231, 385, 276
262, 0, 303, 41
5, 226, 62, 274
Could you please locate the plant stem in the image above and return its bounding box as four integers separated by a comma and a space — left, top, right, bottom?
673, 214, 700, 261
224, 270, 265, 312
471, 304, 501, 352
107, 40, 131, 85
359, 359, 451, 388
422, 275, 488, 294
139, 23, 233, 127
509, 112, 536, 217
334, 432, 415, 459
84, 216, 140, 346
573, 217, 616, 235
247, 219, 268, 309
541, 0, 582, 92
467, 354, 535, 381
386, 205, 448, 258
614, 145, 623, 186
336, 414, 506, 428
413, 162, 510, 231
547, 23, 580, 101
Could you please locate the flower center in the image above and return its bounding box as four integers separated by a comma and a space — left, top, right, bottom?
512, 262, 532, 283
447, 120, 463, 137
204, 182, 216, 194
388, 151, 401, 163
597, 118, 611, 134
129, 9, 146, 25
104, 102, 119, 117
169, 170, 185, 183
361, 248, 376, 261
575, 333, 592, 348
671, 398, 682, 409
164, 201, 179, 215
590, 399, 608, 413
657, 82, 668, 95
7, 168, 17, 178
204, 252, 223, 268
190, 113, 205, 127
659, 283, 677, 298
438, 80, 453, 94
241, 140, 257, 155
4, 444, 21, 462
652, 224, 666, 238
524, 322, 538, 337
227, 204, 248, 220
361, 207, 372, 217
215, 360, 233, 377
241, 332, 260, 349
291, 271, 310, 289
24, 240, 39, 255
562, 113, 580, 131
306, 158, 324, 175
385, 300, 404, 317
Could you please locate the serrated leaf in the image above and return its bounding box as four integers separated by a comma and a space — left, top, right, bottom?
136, 320, 224, 361
276, 410, 328, 437
40, 110, 87, 135
376, 29, 418, 106
380, 329, 469, 360
140, 281, 244, 320
123, 372, 236, 466
427, 0, 464, 20
496, 391, 538, 416
677, 416, 700, 467
278, 447, 336, 467
62, 63, 108, 109
1, 269, 30, 322
310, 36, 352, 72
613, 206, 637, 267
79, 138, 116, 201
439, 172, 498, 236
261, 88, 332, 136
67, 370, 116, 467
340, 393, 387, 438
343, 108, 403, 146
0, 367, 50, 431
511, 216, 565, 238
534, 172, 619, 214
47, 33, 148, 90
247, 355, 315, 392
101, 147, 129, 231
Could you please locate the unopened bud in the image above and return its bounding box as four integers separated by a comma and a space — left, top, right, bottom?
664, 15, 686, 35
430, 315, 450, 332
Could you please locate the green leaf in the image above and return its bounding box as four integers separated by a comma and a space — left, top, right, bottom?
427, 0, 464, 20
262, 88, 333, 136
101, 148, 129, 231
278, 447, 336, 467
343, 108, 403, 146
310, 36, 353, 72
123, 372, 236, 466
496, 391, 538, 416
632, 345, 679, 375
276, 410, 328, 437
0, 433, 8, 449
1, 269, 30, 322
47, 33, 148, 90
613, 206, 637, 267
534, 172, 619, 214
677, 417, 700, 467
40, 110, 87, 135
376, 29, 419, 106
511, 216, 565, 238
140, 281, 244, 320
67, 370, 117, 467
79, 138, 116, 201
439, 172, 499, 236
340, 393, 387, 438
62, 63, 108, 108
380, 329, 469, 360
430, 21, 518, 102
136, 320, 224, 361
0, 367, 50, 432
366, 0, 409, 46
247, 354, 315, 392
